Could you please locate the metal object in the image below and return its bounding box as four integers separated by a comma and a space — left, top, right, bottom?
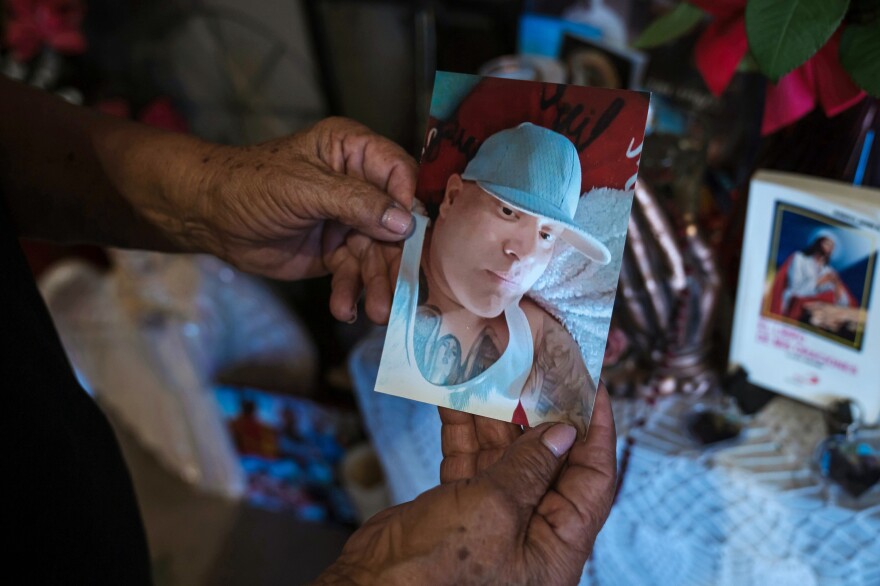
611, 179, 722, 397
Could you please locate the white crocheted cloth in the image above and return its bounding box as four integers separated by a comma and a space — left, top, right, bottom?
593, 396, 880, 586
350, 335, 880, 586
529, 187, 632, 383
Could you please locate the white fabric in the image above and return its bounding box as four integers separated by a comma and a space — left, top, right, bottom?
38, 252, 317, 498
529, 187, 632, 383
590, 395, 880, 586
375, 213, 534, 422
351, 333, 442, 504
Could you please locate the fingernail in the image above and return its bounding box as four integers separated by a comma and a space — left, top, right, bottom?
346, 307, 357, 324
381, 206, 413, 235
541, 424, 577, 458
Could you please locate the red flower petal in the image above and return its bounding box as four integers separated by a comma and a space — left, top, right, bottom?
809, 30, 866, 118
695, 15, 749, 96
6, 21, 43, 62
37, 9, 65, 34
8, 0, 33, 17
47, 30, 86, 54
762, 67, 816, 135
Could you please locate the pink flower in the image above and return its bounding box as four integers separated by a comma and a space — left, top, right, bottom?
688, 0, 865, 135
4, 0, 87, 62
761, 31, 865, 135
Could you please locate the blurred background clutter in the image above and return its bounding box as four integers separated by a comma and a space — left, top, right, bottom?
7, 0, 880, 584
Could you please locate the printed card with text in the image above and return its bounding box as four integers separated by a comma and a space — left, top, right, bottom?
730, 171, 880, 422
375, 72, 650, 434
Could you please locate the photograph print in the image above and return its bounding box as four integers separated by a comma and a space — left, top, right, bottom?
375, 71, 650, 435
763, 202, 877, 350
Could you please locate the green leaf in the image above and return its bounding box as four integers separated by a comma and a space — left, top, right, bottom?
840, 22, 880, 97
745, 0, 850, 82
634, 3, 706, 49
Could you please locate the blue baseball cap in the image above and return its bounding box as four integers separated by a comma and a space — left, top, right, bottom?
461, 122, 611, 264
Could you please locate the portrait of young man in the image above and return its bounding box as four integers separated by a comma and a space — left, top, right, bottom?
374, 73, 650, 435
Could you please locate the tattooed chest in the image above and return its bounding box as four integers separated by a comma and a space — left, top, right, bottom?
414, 305, 501, 385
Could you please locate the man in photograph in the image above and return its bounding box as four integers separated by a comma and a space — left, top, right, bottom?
377, 122, 610, 435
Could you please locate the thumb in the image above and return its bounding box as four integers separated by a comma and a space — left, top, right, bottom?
483, 423, 577, 510
307, 171, 414, 241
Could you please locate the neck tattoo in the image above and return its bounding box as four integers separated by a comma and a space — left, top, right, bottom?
414, 270, 501, 385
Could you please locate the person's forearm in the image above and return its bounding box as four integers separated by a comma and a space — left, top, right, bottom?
0, 76, 216, 250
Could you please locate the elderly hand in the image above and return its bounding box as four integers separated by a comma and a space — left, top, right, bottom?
325, 231, 403, 324
159, 117, 417, 290
2, 78, 417, 307
316, 384, 616, 585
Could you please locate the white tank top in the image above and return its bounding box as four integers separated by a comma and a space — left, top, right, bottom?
375, 213, 534, 422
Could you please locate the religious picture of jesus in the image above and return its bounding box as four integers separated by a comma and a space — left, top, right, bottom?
374, 72, 650, 434
762, 203, 876, 350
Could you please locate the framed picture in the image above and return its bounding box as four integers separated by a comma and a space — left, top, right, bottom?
762, 203, 876, 351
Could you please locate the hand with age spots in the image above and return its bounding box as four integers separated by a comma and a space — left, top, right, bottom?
169, 117, 417, 290
326, 231, 403, 324
1, 77, 418, 294
315, 384, 617, 585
